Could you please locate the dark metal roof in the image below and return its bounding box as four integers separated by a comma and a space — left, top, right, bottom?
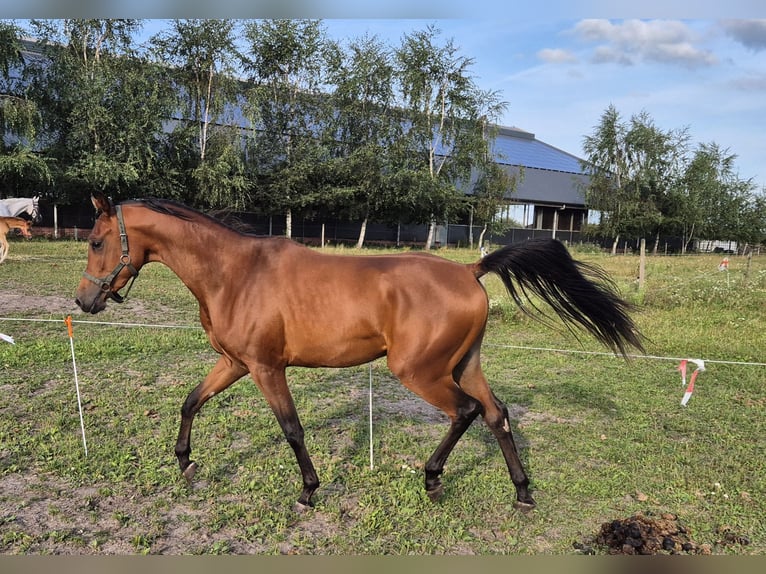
504, 166, 588, 205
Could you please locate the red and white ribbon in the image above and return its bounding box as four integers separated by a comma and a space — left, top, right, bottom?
677, 359, 705, 406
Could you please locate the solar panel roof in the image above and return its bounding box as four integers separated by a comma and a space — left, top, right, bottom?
490, 127, 585, 174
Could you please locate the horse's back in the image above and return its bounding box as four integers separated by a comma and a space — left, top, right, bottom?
272, 243, 485, 313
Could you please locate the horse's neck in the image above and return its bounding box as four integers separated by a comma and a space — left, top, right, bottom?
7, 218, 27, 230
138, 210, 248, 297
1, 217, 29, 236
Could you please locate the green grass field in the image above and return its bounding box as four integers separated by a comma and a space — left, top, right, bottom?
1, 238, 764, 554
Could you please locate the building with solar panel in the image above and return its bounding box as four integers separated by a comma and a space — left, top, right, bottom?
491, 126, 590, 235
432, 125, 592, 247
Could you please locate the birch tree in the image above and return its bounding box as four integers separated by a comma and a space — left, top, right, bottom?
149, 19, 248, 209
394, 24, 506, 249
582, 105, 687, 253
0, 21, 51, 195
27, 19, 175, 201
241, 19, 333, 238
327, 33, 399, 247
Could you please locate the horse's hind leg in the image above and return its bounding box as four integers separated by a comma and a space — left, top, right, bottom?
456, 350, 536, 510
175, 355, 248, 480
421, 384, 483, 500
389, 355, 483, 500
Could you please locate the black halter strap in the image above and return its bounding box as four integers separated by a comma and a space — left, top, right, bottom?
82, 205, 139, 303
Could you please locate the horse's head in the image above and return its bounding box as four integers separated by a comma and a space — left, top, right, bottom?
30, 196, 41, 223
75, 193, 141, 314
18, 220, 32, 239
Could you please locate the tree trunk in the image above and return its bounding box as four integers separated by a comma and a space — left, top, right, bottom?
611, 234, 620, 255
285, 209, 292, 239
356, 217, 368, 249
468, 206, 474, 249
425, 220, 436, 250
478, 224, 488, 254
682, 223, 695, 255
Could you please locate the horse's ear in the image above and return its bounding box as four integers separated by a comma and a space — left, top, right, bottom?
91, 193, 114, 216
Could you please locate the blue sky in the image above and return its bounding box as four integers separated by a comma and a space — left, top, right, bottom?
137, 17, 766, 190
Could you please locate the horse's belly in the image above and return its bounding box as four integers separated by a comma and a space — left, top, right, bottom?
287, 331, 387, 368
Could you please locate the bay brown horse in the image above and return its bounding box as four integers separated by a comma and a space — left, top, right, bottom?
0, 216, 32, 264
75, 194, 643, 511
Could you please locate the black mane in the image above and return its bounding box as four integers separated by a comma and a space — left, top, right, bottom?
124, 198, 250, 234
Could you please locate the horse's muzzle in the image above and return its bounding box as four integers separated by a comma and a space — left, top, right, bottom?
75, 282, 108, 314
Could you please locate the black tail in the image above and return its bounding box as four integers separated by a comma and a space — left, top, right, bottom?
477, 239, 644, 357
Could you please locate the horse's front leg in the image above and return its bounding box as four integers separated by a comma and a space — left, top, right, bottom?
250, 365, 319, 510
175, 356, 248, 480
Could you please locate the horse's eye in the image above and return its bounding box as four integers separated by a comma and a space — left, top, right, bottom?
91, 240, 103, 251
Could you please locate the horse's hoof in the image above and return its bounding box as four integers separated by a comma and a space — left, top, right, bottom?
182, 461, 198, 483
293, 500, 314, 514
513, 499, 536, 513
293, 501, 312, 514
426, 484, 444, 502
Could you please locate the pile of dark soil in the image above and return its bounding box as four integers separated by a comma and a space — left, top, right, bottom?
594, 512, 702, 555
576, 511, 752, 555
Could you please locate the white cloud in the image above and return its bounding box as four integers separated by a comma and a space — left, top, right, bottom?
572, 19, 718, 68
537, 48, 577, 64
720, 19, 766, 51
591, 45, 634, 65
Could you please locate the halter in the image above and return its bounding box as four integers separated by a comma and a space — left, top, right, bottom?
30, 198, 40, 222
82, 205, 139, 303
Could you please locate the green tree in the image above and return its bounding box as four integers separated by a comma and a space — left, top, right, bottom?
149, 19, 249, 209
470, 143, 520, 250
669, 142, 762, 252
0, 21, 51, 196
326, 33, 400, 247
394, 24, 507, 249
582, 105, 687, 253
26, 19, 176, 204
623, 111, 689, 252
734, 187, 766, 248
241, 19, 335, 237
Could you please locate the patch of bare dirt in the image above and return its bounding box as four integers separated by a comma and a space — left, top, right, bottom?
0, 293, 79, 316
0, 470, 335, 554
0, 291, 191, 325
353, 385, 448, 425
0, 473, 138, 554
